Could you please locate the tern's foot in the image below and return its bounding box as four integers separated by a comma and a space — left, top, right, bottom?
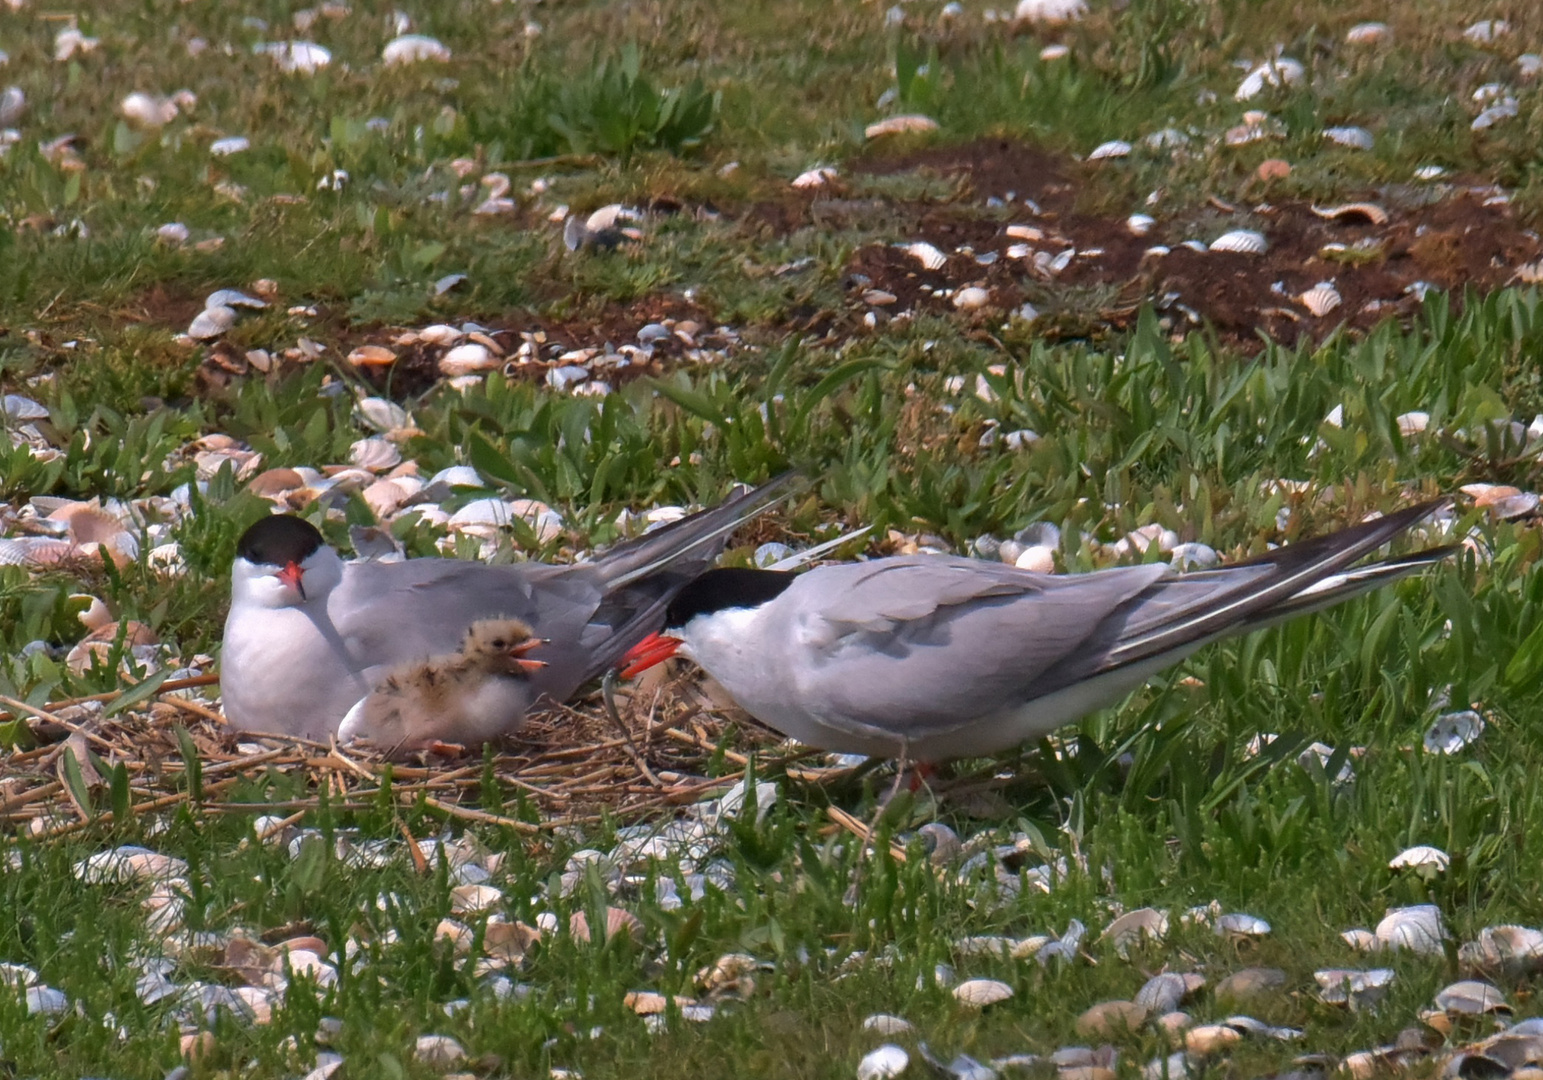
422, 740, 468, 756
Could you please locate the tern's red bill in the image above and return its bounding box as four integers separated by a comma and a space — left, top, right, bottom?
277, 561, 306, 598
618, 632, 683, 679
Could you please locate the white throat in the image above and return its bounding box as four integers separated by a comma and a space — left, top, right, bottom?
230, 545, 345, 610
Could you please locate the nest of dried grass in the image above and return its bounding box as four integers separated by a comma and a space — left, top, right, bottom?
0, 671, 830, 842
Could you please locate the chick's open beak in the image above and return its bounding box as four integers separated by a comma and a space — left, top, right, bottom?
277, 561, 306, 599
618, 631, 683, 680
510, 636, 547, 674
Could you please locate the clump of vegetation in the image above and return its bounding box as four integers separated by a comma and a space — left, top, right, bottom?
547, 43, 719, 162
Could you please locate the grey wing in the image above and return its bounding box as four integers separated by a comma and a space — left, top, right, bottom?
787, 558, 1172, 733
330, 560, 609, 700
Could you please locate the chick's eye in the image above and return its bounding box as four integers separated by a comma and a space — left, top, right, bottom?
491, 639, 505, 648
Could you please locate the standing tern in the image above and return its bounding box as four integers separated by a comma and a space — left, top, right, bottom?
618, 500, 1455, 761
337, 618, 547, 753
221, 472, 798, 739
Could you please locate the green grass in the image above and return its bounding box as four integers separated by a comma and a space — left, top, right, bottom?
4, 0, 1543, 1075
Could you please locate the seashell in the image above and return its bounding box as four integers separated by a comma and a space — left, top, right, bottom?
1312, 202, 1389, 226
429, 465, 485, 490
1342, 928, 1378, 951
1463, 20, 1508, 45
3, 394, 49, 420
865, 114, 938, 138
0, 86, 25, 127
1323, 126, 1374, 150
1255, 158, 1291, 181
26, 986, 68, 1015
1235, 57, 1305, 101
1472, 99, 1519, 131
209, 136, 249, 156
1425, 709, 1484, 754
1519, 54, 1543, 79
1134, 973, 1198, 1015
1103, 908, 1170, 957
1209, 230, 1267, 254
121, 92, 178, 128
76, 846, 188, 884
1435, 980, 1508, 1015
1087, 140, 1132, 161
1299, 283, 1342, 317
1170, 542, 1218, 569
1005, 225, 1044, 241
954, 978, 1013, 1007
1345, 22, 1389, 45
188, 305, 237, 340
857, 1045, 910, 1080
416, 323, 463, 346
863, 1014, 914, 1036
1144, 127, 1190, 151
1185, 1024, 1242, 1055
1127, 214, 1155, 236
792, 166, 837, 189
1375, 905, 1446, 956
902, 242, 948, 270
207, 288, 267, 310
348, 437, 402, 473
261, 41, 332, 74
438, 342, 498, 377
953, 286, 990, 310
1315, 967, 1394, 1007
413, 1035, 465, 1066
1013, 0, 1087, 25
382, 34, 450, 64
917, 822, 962, 865
569, 906, 644, 944
1214, 967, 1286, 1001
1215, 913, 1270, 938
1077, 1000, 1148, 1038
1388, 846, 1448, 872
449, 883, 503, 915
1462, 926, 1543, 977
1014, 545, 1054, 573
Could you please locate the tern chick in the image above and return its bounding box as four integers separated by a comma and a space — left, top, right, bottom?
338, 618, 547, 752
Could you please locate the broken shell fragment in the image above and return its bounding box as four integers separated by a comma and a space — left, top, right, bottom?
792, 166, 838, 189
954, 979, 1013, 1007
1315, 968, 1394, 1008
1424, 710, 1484, 755
865, 114, 938, 138
1235, 57, 1304, 101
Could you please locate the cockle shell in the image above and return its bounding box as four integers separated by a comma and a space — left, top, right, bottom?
188, 305, 237, 340
348, 437, 401, 473
348, 345, 397, 368
382, 34, 450, 64
1013, 0, 1087, 25
1323, 126, 1374, 150
438, 343, 498, 376
1235, 58, 1304, 101
1127, 214, 1155, 236
954, 978, 1013, 1006
1435, 980, 1508, 1014
1346, 22, 1389, 45
791, 166, 837, 189
261, 41, 332, 74
1300, 283, 1342, 317
1312, 202, 1388, 225
1087, 140, 1132, 160
207, 288, 267, 310
1389, 846, 1449, 872
901, 241, 948, 270
1375, 905, 1446, 955
865, 114, 938, 138
1463, 20, 1508, 45
953, 286, 990, 310
857, 1045, 910, 1080
1209, 229, 1268, 254
120, 92, 178, 128
209, 136, 249, 156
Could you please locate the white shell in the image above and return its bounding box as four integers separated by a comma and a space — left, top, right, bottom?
1299, 283, 1342, 317
1013, 0, 1087, 25
1415, 165, 1447, 180
1323, 126, 1374, 150
1235, 58, 1304, 101
1424, 709, 1484, 754
356, 397, 410, 433
156, 222, 189, 244
902, 242, 948, 270
1087, 140, 1132, 161
1015, 545, 1054, 573
382, 34, 450, 64
857, 1045, 909, 1080
3, 394, 48, 420
1342, 929, 1378, 951
206, 288, 267, 309
865, 114, 938, 138
263, 41, 332, 74
1472, 99, 1519, 130
1215, 913, 1270, 937
449, 883, 503, 915
1519, 54, 1543, 79
953, 286, 990, 310
188, 305, 237, 340
439, 342, 498, 377
121, 92, 178, 127
586, 204, 638, 232
1314, 967, 1394, 1006
862, 1014, 914, 1036
1396, 411, 1429, 436
1209, 230, 1267, 254
1103, 908, 1170, 957
1464, 926, 1543, 975
1127, 214, 1155, 236
210, 136, 249, 156
1463, 20, 1509, 45
348, 437, 402, 473
1375, 905, 1446, 956
1435, 980, 1507, 1014
1040, 44, 1070, 61
791, 166, 837, 189
1389, 846, 1449, 872
413, 1034, 466, 1065
1345, 22, 1389, 45
430, 465, 485, 489
953, 978, 1013, 1007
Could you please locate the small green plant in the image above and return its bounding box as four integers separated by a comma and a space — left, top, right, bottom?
546, 43, 719, 162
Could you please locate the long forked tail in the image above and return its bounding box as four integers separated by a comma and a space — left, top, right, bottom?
595, 471, 804, 588
1104, 497, 1454, 671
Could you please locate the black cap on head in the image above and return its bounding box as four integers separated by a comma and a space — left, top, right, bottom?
664, 568, 797, 629
236, 515, 325, 568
